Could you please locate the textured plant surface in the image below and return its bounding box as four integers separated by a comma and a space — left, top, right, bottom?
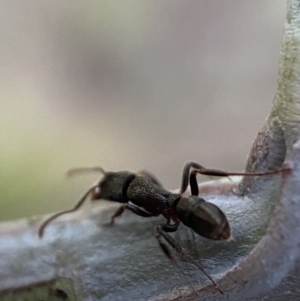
1, 1, 300, 300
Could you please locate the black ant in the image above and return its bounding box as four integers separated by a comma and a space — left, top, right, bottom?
38, 162, 284, 295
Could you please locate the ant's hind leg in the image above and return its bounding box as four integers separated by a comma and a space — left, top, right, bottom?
180, 160, 286, 195
155, 225, 224, 295
187, 161, 285, 178
180, 162, 206, 194
155, 225, 178, 262
189, 170, 199, 196
155, 224, 184, 259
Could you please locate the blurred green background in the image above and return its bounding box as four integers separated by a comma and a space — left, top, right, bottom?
0, 1, 286, 222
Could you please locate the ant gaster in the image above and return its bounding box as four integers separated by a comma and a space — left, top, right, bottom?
38, 162, 284, 295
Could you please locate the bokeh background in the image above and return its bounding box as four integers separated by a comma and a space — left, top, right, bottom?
0, 1, 286, 222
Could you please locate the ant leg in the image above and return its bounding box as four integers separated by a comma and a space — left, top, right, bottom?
179, 164, 190, 194
180, 161, 243, 194
107, 205, 126, 226
180, 161, 286, 195
161, 224, 178, 232
179, 162, 206, 194
156, 224, 199, 296
137, 170, 163, 187
186, 161, 285, 178
107, 203, 155, 226
189, 170, 199, 196
126, 203, 156, 218
156, 225, 224, 295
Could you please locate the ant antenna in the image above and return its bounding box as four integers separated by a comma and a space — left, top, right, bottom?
38, 184, 98, 238
66, 167, 106, 177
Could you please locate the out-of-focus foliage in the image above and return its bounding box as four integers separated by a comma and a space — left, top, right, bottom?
0, 1, 285, 221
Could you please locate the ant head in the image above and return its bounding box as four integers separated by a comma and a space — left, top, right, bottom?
95, 171, 134, 203
175, 196, 230, 240
66, 167, 106, 201
67, 167, 133, 203
39, 167, 134, 238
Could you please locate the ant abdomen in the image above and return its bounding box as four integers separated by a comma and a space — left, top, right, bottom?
175, 196, 230, 240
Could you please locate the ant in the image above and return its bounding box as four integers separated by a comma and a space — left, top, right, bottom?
38, 162, 284, 295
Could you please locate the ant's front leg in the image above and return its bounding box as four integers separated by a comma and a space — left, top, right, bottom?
107, 203, 155, 226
